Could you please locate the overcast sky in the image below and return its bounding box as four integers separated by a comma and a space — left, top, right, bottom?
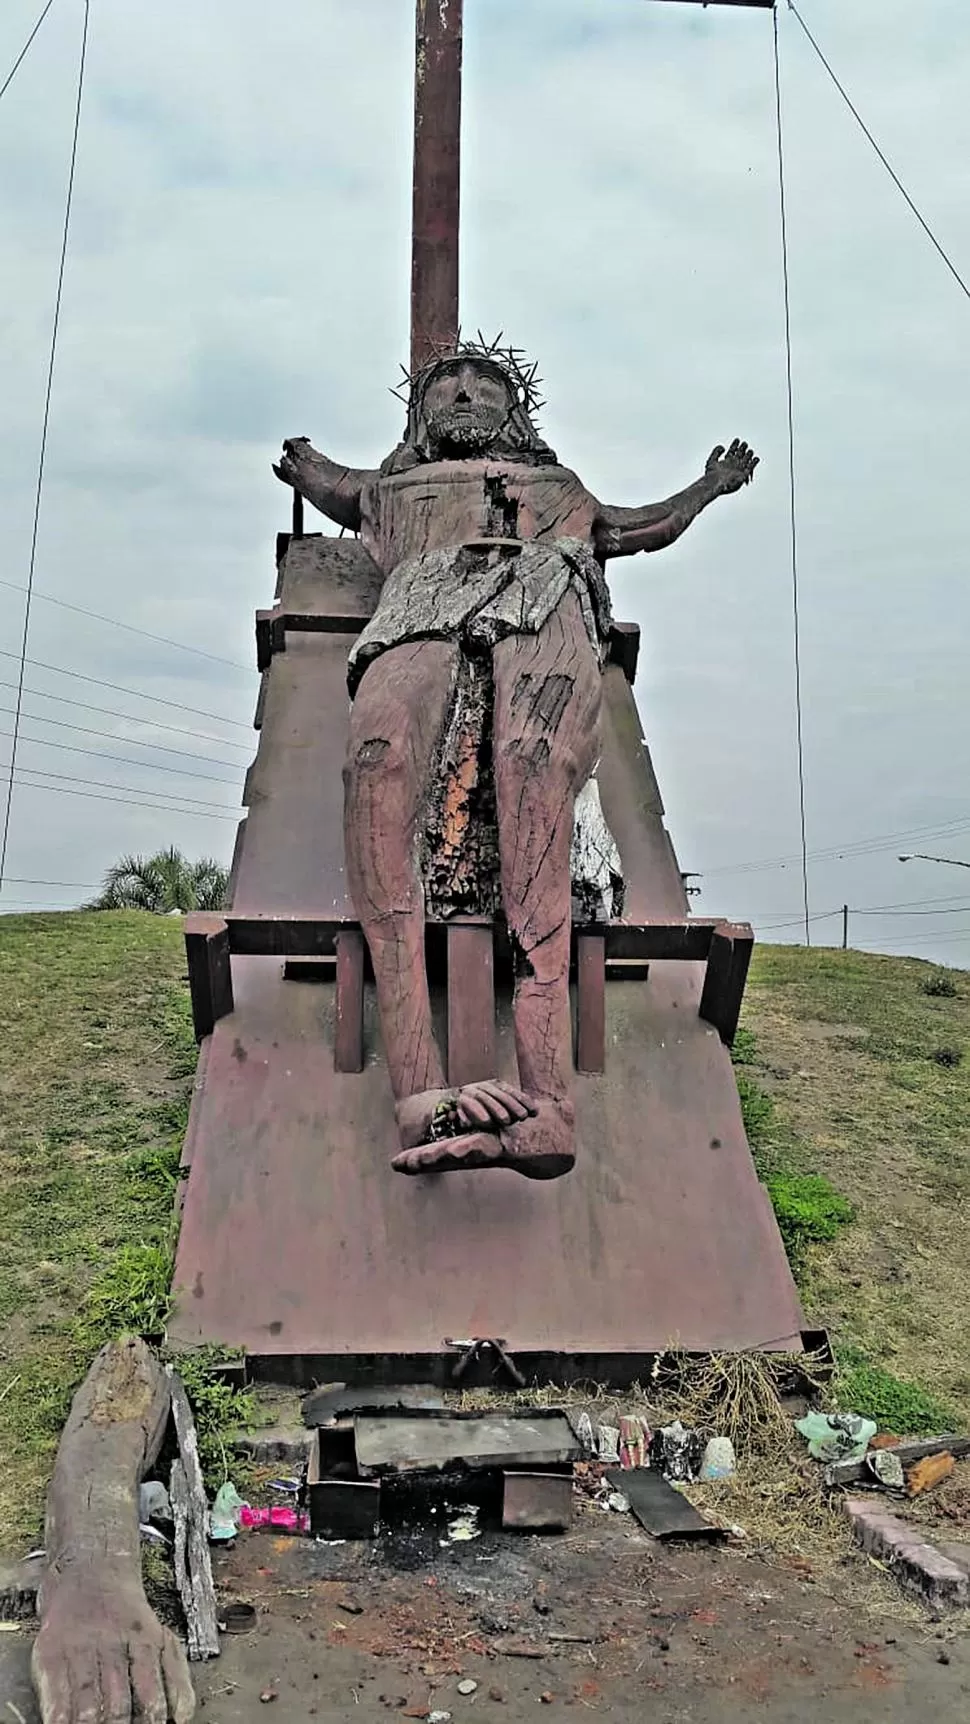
1, 0, 968, 964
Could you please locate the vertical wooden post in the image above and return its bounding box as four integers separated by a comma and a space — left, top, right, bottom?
184, 915, 234, 1042
446, 922, 494, 1086
842, 904, 849, 949
334, 929, 365, 1073
698, 922, 754, 1047
576, 933, 606, 1074
411, 0, 463, 373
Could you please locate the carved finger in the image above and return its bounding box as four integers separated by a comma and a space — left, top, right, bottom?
98, 1648, 133, 1724
129, 1646, 169, 1724
459, 1086, 513, 1126
457, 1095, 497, 1127
472, 1081, 533, 1118
707, 444, 725, 467
31, 1644, 76, 1724
161, 1633, 196, 1724
70, 1659, 103, 1724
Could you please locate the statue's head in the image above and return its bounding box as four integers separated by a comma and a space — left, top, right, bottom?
381, 339, 558, 473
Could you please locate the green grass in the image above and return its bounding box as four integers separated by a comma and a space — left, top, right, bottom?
739, 944, 970, 1433
0, 911, 194, 1549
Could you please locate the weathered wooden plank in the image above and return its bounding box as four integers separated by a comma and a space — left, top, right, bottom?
168, 1370, 220, 1661
608, 1467, 724, 1541
334, 928, 365, 1073
354, 1413, 580, 1477
576, 932, 606, 1073
218, 912, 735, 963
447, 922, 495, 1085
826, 1434, 970, 1489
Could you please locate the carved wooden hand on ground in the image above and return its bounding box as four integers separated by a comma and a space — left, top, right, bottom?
33, 1566, 194, 1724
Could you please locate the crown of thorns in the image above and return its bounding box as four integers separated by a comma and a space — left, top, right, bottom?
391, 331, 546, 419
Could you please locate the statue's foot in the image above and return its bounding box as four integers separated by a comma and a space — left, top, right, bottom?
392, 1097, 574, 1181
395, 1080, 536, 1151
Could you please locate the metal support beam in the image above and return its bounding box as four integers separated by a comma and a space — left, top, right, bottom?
411, 0, 463, 373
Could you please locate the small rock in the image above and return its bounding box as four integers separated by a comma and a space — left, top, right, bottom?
428, 1713, 452, 1724
938, 1651, 951, 1666
259, 1692, 278, 1705
338, 1598, 364, 1616
533, 1596, 551, 1616
659, 1638, 670, 1652
539, 1694, 554, 1706
488, 1689, 505, 1704
456, 1680, 478, 1696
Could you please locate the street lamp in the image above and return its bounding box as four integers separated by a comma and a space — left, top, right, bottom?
898, 853, 970, 870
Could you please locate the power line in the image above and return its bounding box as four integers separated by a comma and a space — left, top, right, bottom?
0, 697, 246, 771
1, 875, 99, 888
0, 761, 235, 813
0, 765, 238, 821
787, 2, 970, 307
0, 723, 243, 786
0, 673, 253, 752
773, 5, 810, 946
0, 577, 254, 675
0, 648, 254, 733
0, 0, 89, 893
703, 810, 970, 879
0, 0, 58, 105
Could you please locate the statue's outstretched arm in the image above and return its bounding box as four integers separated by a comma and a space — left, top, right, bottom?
596, 439, 758, 558
273, 437, 376, 533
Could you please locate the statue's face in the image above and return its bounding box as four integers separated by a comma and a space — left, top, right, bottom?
422, 359, 514, 456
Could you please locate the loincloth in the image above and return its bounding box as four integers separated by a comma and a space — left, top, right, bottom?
347, 536, 612, 697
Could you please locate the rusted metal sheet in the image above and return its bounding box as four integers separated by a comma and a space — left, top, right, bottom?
502, 1471, 573, 1533
411, 0, 463, 372
170, 535, 803, 1367
353, 1412, 579, 1477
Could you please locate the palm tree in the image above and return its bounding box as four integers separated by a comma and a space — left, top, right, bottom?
89, 847, 229, 914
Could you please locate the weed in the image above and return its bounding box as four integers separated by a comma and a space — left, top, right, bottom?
921, 973, 958, 999
764, 1173, 854, 1269
167, 1347, 257, 1491
931, 1045, 963, 1068
730, 1025, 758, 1066
834, 1347, 956, 1436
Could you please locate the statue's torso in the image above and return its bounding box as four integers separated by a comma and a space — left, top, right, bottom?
359, 458, 599, 576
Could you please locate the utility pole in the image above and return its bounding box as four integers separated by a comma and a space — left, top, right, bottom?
408, 0, 774, 376
842, 904, 848, 949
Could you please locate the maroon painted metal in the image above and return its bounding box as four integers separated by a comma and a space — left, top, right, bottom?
575, 933, 606, 1075
169, 536, 803, 1368
446, 922, 495, 1086
411, 0, 463, 373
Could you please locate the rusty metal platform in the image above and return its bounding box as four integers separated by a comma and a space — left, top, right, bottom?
169, 535, 803, 1376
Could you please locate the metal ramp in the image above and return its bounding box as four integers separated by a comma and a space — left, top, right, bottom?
168, 533, 804, 1380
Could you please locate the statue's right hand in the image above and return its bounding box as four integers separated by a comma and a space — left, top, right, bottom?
457, 1081, 538, 1130
33, 1568, 194, 1724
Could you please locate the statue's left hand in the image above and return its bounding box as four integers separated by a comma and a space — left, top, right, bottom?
706, 438, 759, 494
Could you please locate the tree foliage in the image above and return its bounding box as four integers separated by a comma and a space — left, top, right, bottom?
89, 847, 228, 914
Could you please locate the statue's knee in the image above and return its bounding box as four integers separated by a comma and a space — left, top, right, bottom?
495, 730, 583, 789
344, 729, 410, 794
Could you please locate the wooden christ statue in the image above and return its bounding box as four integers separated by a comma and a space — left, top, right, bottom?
275, 342, 757, 1181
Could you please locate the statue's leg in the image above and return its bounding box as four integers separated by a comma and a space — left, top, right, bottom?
345, 640, 457, 1110
393, 589, 600, 1180
346, 641, 533, 1158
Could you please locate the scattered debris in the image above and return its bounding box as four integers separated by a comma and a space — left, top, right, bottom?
239, 1505, 309, 1532
491, 1637, 550, 1659
428, 1711, 452, 1723
446, 1506, 480, 1543
618, 1415, 649, 1469
607, 1491, 630, 1514
699, 1436, 736, 1482
209, 1481, 246, 1541
865, 1449, 905, 1491
596, 1425, 620, 1463
259, 1688, 278, 1703
139, 1480, 172, 1523
907, 1453, 955, 1498
796, 1412, 876, 1464
338, 1598, 365, 1616
456, 1679, 478, 1695
574, 1411, 596, 1456
651, 1421, 703, 1482
0, 1554, 44, 1623
269, 1477, 303, 1495
218, 1602, 256, 1634
301, 1383, 445, 1427
609, 1466, 724, 1542
825, 1433, 970, 1489
488, 1688, 505, 1703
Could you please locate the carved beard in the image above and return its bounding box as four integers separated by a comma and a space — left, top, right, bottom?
425, 404, 507, 457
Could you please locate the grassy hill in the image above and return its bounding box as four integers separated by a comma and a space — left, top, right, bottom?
0, 912, 968, 1552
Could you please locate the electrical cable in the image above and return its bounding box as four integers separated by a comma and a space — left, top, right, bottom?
0, 577, 254, 675
0, 0, 89, 891
0, 0, 58, 105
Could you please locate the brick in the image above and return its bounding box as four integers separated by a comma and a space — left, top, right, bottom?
844, 1498, 970, 1607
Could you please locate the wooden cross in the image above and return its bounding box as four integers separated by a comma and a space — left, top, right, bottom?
410, 0, 775, 373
